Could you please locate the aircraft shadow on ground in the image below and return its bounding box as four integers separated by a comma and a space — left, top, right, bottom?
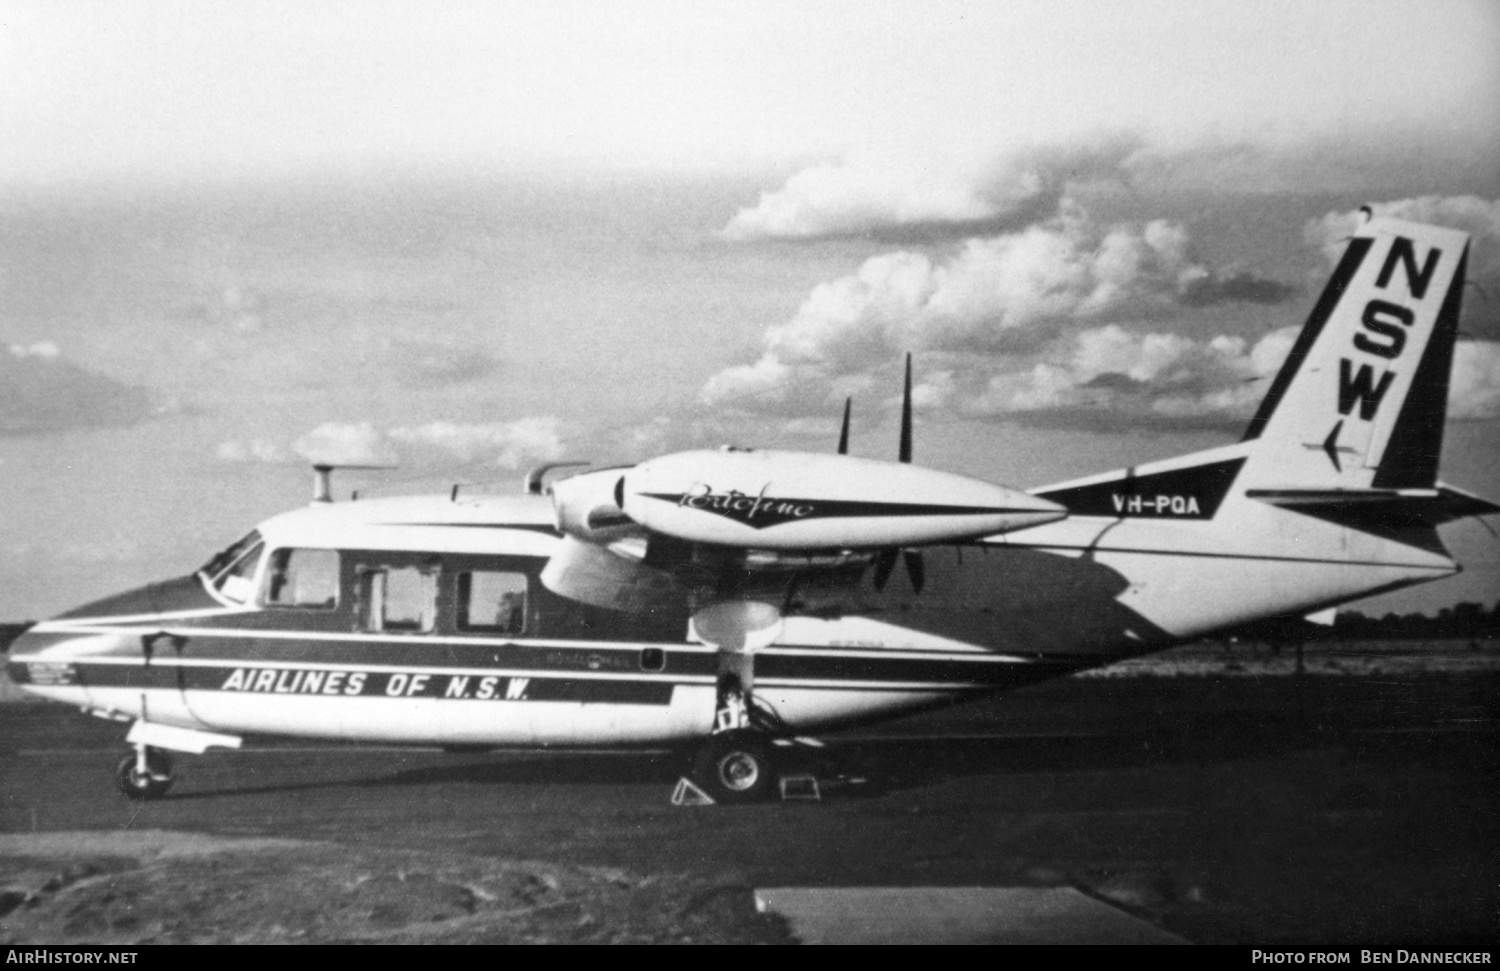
163, 750, 687, 801
165, 709, 1345, 801
820, 713, 1334, 797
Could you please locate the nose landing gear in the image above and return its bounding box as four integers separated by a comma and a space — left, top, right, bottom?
116, 745, 174, 800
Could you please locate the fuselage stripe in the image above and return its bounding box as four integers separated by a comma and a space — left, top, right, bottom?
1002, 541, 1453, 570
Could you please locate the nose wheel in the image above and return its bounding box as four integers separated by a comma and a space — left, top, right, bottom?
116, 746, 174, 800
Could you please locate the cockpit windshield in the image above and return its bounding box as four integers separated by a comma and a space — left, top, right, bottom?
198, 530, 265, 603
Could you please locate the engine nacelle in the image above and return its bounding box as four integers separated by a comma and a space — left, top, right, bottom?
549, 467, 639, 544
618, 448, 1065, 550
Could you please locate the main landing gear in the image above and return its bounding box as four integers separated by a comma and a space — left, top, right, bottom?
116, 745, 174, 801
687, 673, 786, 803
692, 730, 776, 804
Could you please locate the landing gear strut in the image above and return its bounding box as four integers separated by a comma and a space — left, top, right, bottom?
689, 673, 782, 803
116, 745, 174, 800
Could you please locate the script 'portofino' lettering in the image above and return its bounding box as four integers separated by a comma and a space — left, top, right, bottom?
677, 482, 816, 521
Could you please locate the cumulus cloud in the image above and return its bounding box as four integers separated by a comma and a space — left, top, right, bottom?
388, 417, 566, 469
0, 343, 155, 436
704, 207, 1295, 415
1306, 196, 1500, 304
293, 422, 398, 466
1450, 340, 1500, 420
9, 341, 60, 359
981, 333, 1500, 429
721, 135, 1141, 242
708, 193, 1500, 438
227, 417, 568, 472
962, 325, 1297, 431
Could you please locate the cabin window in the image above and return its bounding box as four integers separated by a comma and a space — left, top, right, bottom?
456, 571, 527, 635
263, 548, 339, 609
358, 564, 437, 633
203, 534, 264, 604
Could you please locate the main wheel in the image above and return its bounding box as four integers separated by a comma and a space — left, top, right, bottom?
116, 749, 174, 801
692, 731, 775, 804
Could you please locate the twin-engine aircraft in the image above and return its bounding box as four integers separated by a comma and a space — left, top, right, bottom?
8, 215, 1496, 802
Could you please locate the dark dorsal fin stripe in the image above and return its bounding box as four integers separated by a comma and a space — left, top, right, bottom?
1242, 237, 1373, 442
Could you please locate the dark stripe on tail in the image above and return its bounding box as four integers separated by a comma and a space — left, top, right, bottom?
1371, 246, 1469, 489
1242, 237, 1374, 442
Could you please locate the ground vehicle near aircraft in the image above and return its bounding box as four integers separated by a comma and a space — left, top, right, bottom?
7, 215, 1496, 802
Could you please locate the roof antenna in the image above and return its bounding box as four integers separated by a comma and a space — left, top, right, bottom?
837, 397, 852, 455
309, 463, 395, 504
312, 464, 334, 503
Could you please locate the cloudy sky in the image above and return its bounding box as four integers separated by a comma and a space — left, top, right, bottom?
1, 0, 1498, 620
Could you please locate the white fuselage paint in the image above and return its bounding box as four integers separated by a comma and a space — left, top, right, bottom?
11, 479, 1454, 747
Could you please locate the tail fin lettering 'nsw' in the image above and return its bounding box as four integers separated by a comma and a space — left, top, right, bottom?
1240, 216, 1470, 490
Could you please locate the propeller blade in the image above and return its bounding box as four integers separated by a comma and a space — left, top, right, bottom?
903, 549, 926, 595
899, 352, 913, 464
780, 573, 802, 613
872, 548, 898, 591
837, 397, 851, 455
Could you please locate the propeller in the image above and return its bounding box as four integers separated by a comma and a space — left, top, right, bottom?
829, 354, 927, 595
870, 544, 927, 595
870, 353, 926, 595
898, 352, 913, 463
903, 549, 926, 593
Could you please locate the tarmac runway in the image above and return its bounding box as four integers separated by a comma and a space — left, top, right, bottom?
2, 665, 1497, 945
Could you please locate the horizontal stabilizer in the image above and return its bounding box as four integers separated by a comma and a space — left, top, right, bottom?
1246, 483, 1500, 530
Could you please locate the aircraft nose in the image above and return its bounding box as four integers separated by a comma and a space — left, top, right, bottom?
5, 625, 151, 706
4, 626, 78, 698
6, 624, 45, 659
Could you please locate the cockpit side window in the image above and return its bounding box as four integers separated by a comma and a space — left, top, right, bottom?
201, 531, 264, 604
263, 548, 340, 609
200, 530, 261, 579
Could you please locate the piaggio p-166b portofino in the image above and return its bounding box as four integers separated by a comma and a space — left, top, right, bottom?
8, 215, 1495, 802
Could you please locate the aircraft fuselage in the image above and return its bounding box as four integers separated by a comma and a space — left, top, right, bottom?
6, 473, 1453, 747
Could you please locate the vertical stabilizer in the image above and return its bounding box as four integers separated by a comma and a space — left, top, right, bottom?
1240, 217, 1470, 490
